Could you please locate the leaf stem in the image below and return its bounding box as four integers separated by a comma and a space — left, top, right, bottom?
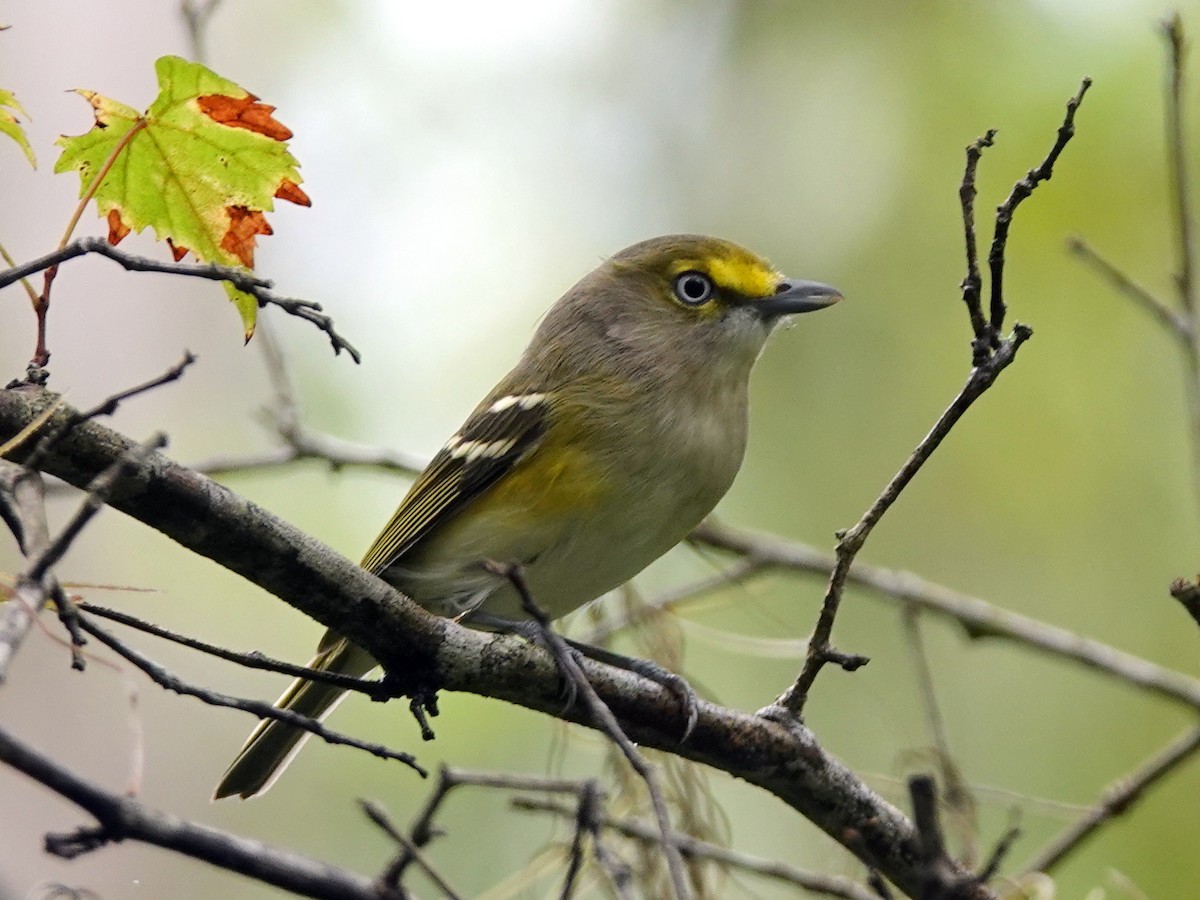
33, 118, 147, 367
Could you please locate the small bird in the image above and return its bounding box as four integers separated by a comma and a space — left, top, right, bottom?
214, 234, 840, 799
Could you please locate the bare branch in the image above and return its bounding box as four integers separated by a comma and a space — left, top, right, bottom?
693, 520, 1200, 712
1068, 237, 1192, 345
190, 419, 424, 479
77, 601, 391, 695
361, 799, 460, 899
1165, 14, 1197, 319
986, 78, 1091, 334
514, 795, 879, 900
77, 613, 425, 776
1021, 725, 1200, 875
0, 238, 360, 362
0, 464, 54, 680
29, 433, 166, 584
768, 328, 1030, 718
1169, 575, 1200, 629
0, 720, 400, 899
902, 609, 978, 866
959, 129, 997, 348
907, 776, 1014, 897
488, 562, 691, 900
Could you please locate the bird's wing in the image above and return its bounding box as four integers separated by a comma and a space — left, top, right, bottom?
357, 391, 552, 578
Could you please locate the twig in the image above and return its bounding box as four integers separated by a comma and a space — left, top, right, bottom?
1163, 14, 1200, 513
180, 0, 223, 61
1067, 237, 1192, 344
768, 81, 1089, 720
361, 799, 460, 899
1169, 576, 1200, 630
1165, 14, 1196, 320
561, 784, 592, 900
0, 721, 399, 899
959, 129, 998, 351
0, 464, 53, 681
0, 237, 269, 293
1021, 725, 1200, 874
77, 601, 392, 697
513, 795, 879, 900
29, 434, 167, 584
976, 821, 1021, 885
573, 780, 633, 900
986, 78, 1092, 335
0, 238, 360, 361
768, 328, 1030, 718
693, 520, 1200, 712
902, 608, 977, 866
76, 613, 426, 777
387, 767, 631, 897
190, 419, 424, 479
402, 766, 593, 866
488, 562, 692, 900
908, 777, 1009, 898
1, 431, 168, 680
17, 353, 194, 475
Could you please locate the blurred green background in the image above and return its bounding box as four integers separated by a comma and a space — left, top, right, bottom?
2, 1, 1199, 896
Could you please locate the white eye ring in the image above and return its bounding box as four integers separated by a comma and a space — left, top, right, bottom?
674, 271, 714, 306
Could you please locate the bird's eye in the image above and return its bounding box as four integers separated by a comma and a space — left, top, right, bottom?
674, 271, 714, 306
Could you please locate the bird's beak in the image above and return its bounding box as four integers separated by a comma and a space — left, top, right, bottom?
753, 278, 842, 319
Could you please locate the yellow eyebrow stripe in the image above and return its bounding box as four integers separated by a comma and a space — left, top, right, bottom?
669, 255, 779, 299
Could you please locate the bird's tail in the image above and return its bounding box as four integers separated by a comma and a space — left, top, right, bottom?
212, 638, 377, 800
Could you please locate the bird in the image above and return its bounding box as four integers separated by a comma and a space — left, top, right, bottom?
214, 234, 841, 799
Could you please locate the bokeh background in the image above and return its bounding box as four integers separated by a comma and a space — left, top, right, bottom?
2, 1, 1199, 896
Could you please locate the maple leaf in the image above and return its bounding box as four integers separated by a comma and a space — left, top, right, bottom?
0, 87, 35, 167
53, 56, 310, 340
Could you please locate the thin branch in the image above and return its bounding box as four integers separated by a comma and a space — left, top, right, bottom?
0, 237, 269, 294
693, 520, 1200, 712
1021, 725, 1200, 874
1067, 237, 1192, 345
1169, 576, 1200, 630
986, 78, 1092, 334
769, 81, 1089, 719
1, 429, 169, 681
1165, 14, 1197, 319
1163, 14, 1200, 516
190, 420, 425, 479
907, 776, 1014, 898
489, 562, 692, 900
0, 721, 400, 900
76, 613, 426, 777
513, 795, 879, 900
769, 328, 1030, 718
401, 766, 593, 868
77, 601, 392, 697
29, 434, 166, 584
360, 799, 460, 900
902, 608, 978, 866
0, 238, 360, 361
0, 464, 53, 681
575, 779, 635, 900
959, 129, 997, 349
17, 353, 195, 473
180, 0, 223, 61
